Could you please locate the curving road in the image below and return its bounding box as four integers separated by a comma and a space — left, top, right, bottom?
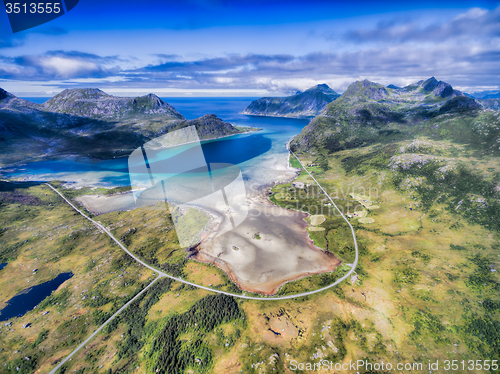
46, 151, 358, 301
45, 152, 359, 372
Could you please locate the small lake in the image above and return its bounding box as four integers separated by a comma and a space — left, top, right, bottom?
0, 263, 6, 271
0, 272, 73, 322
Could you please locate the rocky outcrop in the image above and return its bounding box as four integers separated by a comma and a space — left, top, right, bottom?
422, 77, 440, 92
403, 77, 462, 99
186, 114, 240, 137
241, 84, 340, 118
420, 77, 457, 98
0, 90, 39, 113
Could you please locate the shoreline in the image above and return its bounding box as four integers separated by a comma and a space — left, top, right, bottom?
69, 141, 343, 297
8, 133, 342, 297
0, 127, 262, 172
239, 111, 315, 120
189, 143, 343, 296
192, 248, 339, 296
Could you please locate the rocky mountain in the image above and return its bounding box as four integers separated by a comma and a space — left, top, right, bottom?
477, 98, 500, 111
290, 77, 493, 153
467, 90, 500, 99
241, 84, 340, 118
42, 89, 184, 120
184, 114, 241, 138
0, 88, 39, 112
0, 89, 249, 165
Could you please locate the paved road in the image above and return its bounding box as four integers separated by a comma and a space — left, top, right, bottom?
46, 155, 358, 301
48, 276, 161, 374
45, 154, 359, 371
46, 184, 167, 277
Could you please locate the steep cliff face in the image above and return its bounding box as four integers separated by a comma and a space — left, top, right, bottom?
290, 77, 483, 153
41, 89, 185, 120
241, 84, 340, 118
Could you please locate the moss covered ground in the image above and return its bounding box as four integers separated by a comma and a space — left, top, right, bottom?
2, 125, 500, 373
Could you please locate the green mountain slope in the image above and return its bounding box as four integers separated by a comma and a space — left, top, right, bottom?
290, 77, 492, 154
241, 83, 340, 118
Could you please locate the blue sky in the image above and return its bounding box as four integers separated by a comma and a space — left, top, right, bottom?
0, 0, 499, 96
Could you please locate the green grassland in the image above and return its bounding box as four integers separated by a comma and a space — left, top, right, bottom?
2, 118, 500, 373
285, 133, 500, 369
0, 182, 155, 374
94, 203, 243, 295
61, 131, 500, 373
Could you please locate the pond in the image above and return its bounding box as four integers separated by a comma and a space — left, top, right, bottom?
0, 272, 73, 322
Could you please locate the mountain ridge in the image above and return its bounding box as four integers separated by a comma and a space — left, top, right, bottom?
241, 83, 340, 118
290, 77, 491, 154
466, 90, 500, 99
41, 88, 185, 120
0, 88, 249, 166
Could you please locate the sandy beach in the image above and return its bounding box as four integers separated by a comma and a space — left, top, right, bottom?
193, 195, 340, 295
73, 150, 340, 295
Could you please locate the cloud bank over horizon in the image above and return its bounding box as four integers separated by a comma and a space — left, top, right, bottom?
0, 1, 498, 95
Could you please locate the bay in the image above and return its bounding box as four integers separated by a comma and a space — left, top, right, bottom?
4, 98, 309, 191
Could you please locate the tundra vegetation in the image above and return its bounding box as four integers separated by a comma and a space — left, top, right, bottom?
1, 78, 500, 373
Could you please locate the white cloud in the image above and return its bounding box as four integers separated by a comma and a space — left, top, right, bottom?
37, 57, 101, 79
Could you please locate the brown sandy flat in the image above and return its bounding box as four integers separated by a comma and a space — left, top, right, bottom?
195, 196, 340, 295
74, 153, 340, 295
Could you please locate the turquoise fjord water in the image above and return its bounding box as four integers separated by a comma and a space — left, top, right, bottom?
4, 98, 309, 188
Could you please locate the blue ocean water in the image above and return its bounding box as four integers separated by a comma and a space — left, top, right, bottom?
21, 97, 50, 104
0, 272, 73, 321
4, 98, 309, 187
